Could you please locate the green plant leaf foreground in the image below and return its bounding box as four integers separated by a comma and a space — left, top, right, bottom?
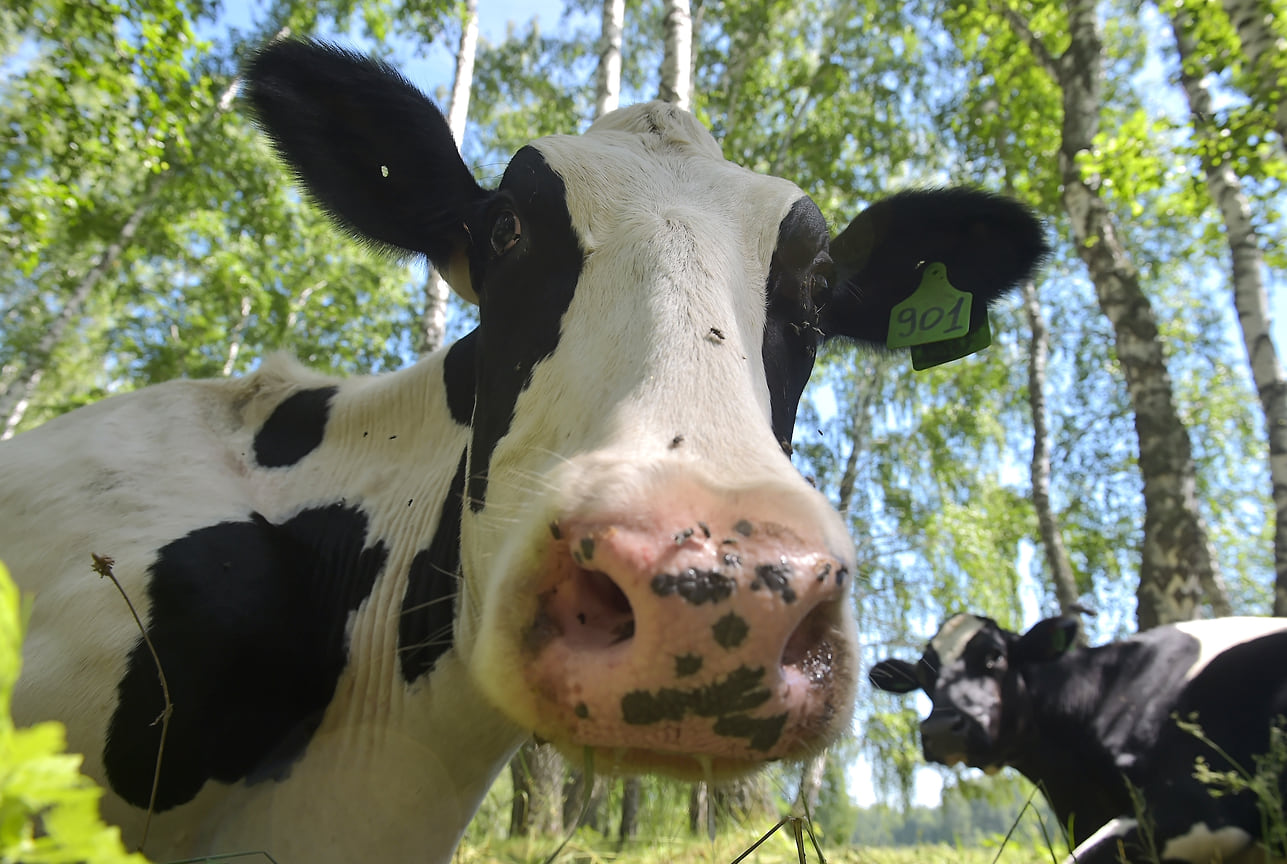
0, 559, 150, 864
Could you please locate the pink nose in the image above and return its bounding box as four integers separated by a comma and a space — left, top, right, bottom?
524, 502, 852, 775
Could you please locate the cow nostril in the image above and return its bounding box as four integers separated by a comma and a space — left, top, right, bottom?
548, 567, 635, 650
781, 601, 834, 684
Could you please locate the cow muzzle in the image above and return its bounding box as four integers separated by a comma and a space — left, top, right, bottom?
516, 490, 856, 780
920, 708, 974, 766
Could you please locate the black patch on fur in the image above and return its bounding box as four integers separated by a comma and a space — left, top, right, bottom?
253, 386, 338, 468
398, 451, 466, 683
443, 331, 477, 427
762, 198, 830, 448
104, 504, 387, 810
1140, 631, 1287, 852
467, 147, 583, 511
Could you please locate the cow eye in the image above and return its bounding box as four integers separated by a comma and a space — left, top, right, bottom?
983, 650, 1004, 671
808, 255, 833, 304
490, 210, 521, 256
809, 273, 830, 302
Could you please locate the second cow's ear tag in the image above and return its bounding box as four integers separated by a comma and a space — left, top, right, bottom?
886, 263, 991, 370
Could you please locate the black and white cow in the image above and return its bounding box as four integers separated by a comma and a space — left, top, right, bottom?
870, 613, 1287, 864
0, 40, 1046, 863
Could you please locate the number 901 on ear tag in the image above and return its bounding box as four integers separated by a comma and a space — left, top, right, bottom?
887, 263, 991, 370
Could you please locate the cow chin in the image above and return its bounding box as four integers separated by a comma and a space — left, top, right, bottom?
541, 744, 800, 784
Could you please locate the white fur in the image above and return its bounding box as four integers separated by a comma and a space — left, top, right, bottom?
1064, 817, 1138, 863
2, 350, 526, 862
1173, 617, 1287, 681
1160, 822, 1254, 863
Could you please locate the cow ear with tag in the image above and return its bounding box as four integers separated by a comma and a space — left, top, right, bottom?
243, 39, 484, 304
818, 188, 1048, 365
1012, 616, 1080, 665
868, 658, 924, 694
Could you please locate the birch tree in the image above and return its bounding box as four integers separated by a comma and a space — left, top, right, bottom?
595, 0, 625, 118
420, 0, 479, 355
1022, 278, 1083, 616
658, 0, 692, 108
1169, 11, 1287, 616
990, 0, 1230, 628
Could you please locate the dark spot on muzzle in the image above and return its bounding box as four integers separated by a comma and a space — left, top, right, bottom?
675, 653, 703, 677
712, 711, 788, 751
752, 561, 796, 603
712, 613, 749, 648
651, 569, 736, 605
620, 665, 771, 725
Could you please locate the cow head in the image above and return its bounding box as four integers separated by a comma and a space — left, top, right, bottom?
245, 41, 1048, 781
869, 614, 1079, 771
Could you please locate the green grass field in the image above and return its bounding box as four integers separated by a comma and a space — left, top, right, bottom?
455, 831, 1059, 864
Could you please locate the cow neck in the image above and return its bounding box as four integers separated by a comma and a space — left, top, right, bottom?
1009, 652, 1135, 840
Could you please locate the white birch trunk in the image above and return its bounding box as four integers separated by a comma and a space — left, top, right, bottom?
1022, 278, 1083, 618
420, 0, 479, 356
1173, 14, 1287, 616
658, 0, 692, 109
595, 0, 625, 119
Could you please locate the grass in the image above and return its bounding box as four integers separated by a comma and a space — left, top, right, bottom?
455, 831, 1053, 864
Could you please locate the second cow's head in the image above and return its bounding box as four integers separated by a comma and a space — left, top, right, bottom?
870, 614, 1080, 771
246, 41, 1049, 781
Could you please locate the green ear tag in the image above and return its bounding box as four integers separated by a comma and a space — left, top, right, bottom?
910, 317, 991, 370
886, 263, 991, 370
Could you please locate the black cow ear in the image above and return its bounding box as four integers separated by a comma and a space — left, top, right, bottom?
869, 658, 923, 693
819, 189, 1048, 346
242, 39, 485, 290
1013, 616, 1079, 664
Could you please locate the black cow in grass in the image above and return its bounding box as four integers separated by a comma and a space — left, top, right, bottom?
870, 613, 1287, 863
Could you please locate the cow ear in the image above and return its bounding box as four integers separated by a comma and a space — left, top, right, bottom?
243, 39, 484, 304
868, 658, 923, 694
818, 189, 1048, 345
1012, 616, 1079, 665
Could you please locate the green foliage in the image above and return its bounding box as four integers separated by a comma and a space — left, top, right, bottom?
1181, 714, 1287, 857
0, 561, 150, 863
1, 1, 426, 434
